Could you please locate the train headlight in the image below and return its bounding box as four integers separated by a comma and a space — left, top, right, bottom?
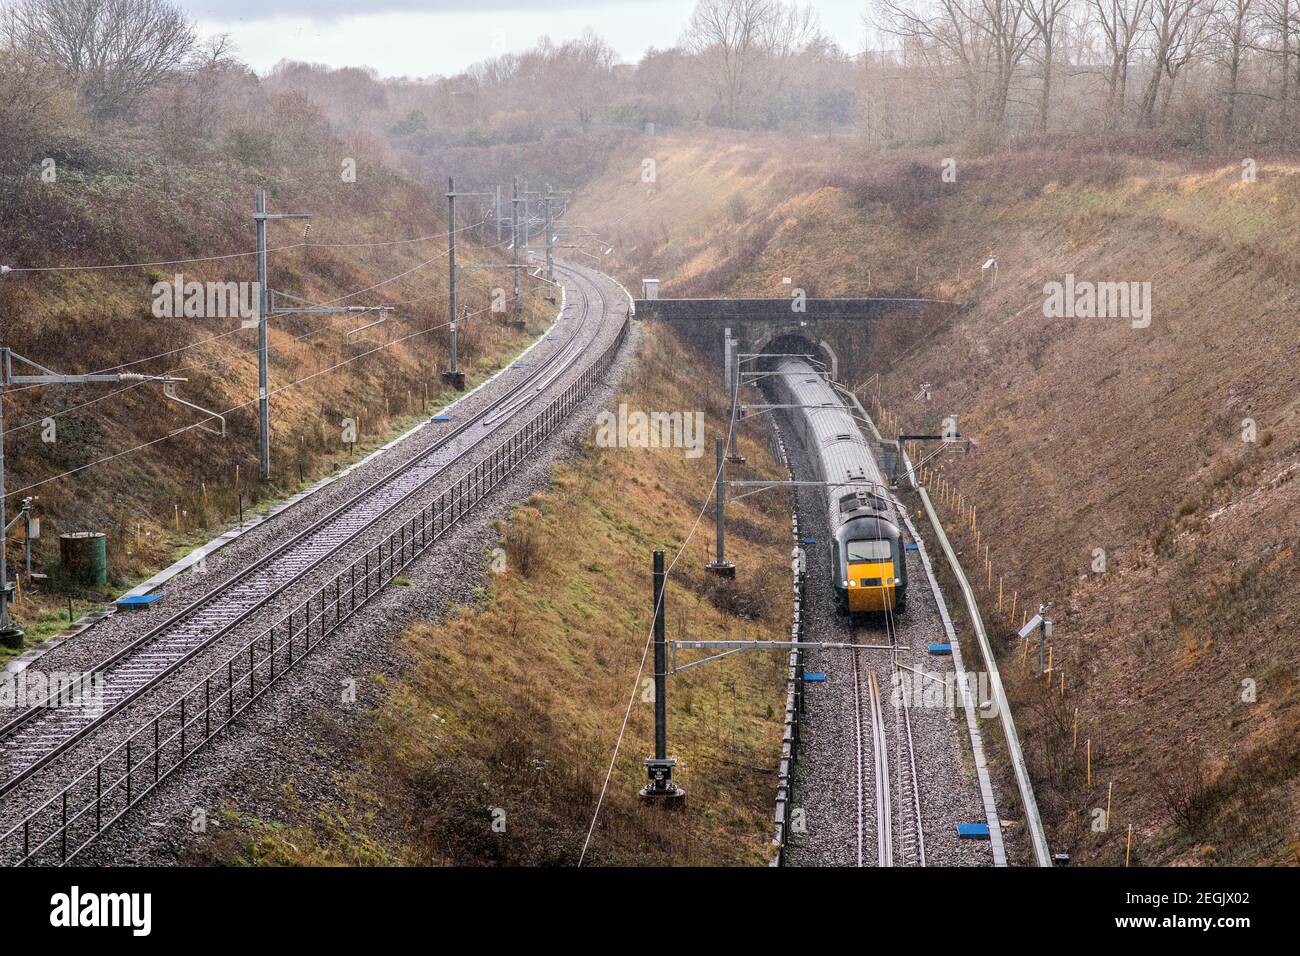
842, 580, 850, 588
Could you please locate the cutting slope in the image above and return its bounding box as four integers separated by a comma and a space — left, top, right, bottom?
571, 130, 1300, 865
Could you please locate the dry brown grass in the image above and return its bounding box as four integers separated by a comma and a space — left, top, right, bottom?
1, 155, 554, 655
235, 323, 794, 866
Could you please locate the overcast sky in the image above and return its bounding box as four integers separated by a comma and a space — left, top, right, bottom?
178, 0, 870, 79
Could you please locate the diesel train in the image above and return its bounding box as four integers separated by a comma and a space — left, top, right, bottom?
771, 358, 907, 615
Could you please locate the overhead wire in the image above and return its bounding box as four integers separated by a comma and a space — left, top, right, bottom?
0, 214, 492, 275
4, 296, 503, 500
2, 216, 492, 420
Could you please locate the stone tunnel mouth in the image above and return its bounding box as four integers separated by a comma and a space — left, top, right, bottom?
754, 331, 837, 379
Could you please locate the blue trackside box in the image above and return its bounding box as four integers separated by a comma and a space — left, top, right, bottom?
957, 823, 990, 840
928, 643, 952, 655
803, 672, 827, 683
116, 594, 161, 610
431, 415, 453, 422
801, 537, 817, 546
905, 542, 919, 551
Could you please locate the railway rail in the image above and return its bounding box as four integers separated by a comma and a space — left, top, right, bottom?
847, 547, 927, 867
0, 262, 628, 865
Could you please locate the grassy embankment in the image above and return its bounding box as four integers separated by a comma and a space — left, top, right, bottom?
221, 322, 795, 865
2, 134, 554, 660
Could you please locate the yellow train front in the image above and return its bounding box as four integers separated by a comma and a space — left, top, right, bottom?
834, 508, 907, 616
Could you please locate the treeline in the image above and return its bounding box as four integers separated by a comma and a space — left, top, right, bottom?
0, 0, 399, 264
266, 7, 861, 150
868, 0, 1291, 147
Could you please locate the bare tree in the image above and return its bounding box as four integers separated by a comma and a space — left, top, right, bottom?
875, 0, 1034, 128
682, 0, 819, 126
1210, 0, 1254, 137
983, 0, 1037, 124
1090, 0, 1153, 124
1251, 0, 1293, 134
1138, 0, 1214, 126
1024, 0, 1073, 129
4, 0, 196, 120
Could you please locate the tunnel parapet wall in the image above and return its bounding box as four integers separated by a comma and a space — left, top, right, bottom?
635, 297, 954, 367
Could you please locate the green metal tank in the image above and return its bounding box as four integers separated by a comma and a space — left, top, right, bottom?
60, 532, 108, 586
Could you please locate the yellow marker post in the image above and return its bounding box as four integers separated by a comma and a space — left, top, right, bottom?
1073, 707, 1079, 749
174, 504, 180, 532
1010, 591, 1018, 622
1126, 824, 1133, 867
1106, 782, 1114, 832
998, 576, 1003, 611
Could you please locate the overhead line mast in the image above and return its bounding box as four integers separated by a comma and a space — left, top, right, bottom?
0, 349, 187, 646
252, 190, 391, 480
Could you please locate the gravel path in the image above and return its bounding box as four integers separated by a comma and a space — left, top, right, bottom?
779, 413, 993, 868
0, 263, 635, 863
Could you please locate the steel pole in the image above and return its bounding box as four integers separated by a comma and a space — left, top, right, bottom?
22, 499, 31, 582
723, 327, 732, 389
521, 181, 529, 257
511, 177, 521, 318
448, 177, 457, 375
653, 549, 666, 761
0, 360, 18, 644
716, 439, 726, 563
0, 368, 9, 634
544, 191, 554, 282
729, 344, 742, 459
255, 190, 270, 481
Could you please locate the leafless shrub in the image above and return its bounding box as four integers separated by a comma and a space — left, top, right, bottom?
504, 521, 544, 579
1156, 759, 1218, 835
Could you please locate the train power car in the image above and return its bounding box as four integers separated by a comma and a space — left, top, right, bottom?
771, 358, 907, 615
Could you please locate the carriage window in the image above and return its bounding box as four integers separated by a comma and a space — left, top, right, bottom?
846, 539, 892, 562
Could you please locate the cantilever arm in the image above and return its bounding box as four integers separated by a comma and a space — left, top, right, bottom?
161, 381, 225, 437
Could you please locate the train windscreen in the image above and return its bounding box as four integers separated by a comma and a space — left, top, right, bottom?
846, 539, 892, 562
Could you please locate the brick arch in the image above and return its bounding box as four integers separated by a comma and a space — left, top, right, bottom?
751, 326, 839, 380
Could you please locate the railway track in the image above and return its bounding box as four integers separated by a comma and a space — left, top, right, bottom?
0, 262, 626, 865
849, 646, 867, 866
848, 594, 927, 867
868, 669, 891, 867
